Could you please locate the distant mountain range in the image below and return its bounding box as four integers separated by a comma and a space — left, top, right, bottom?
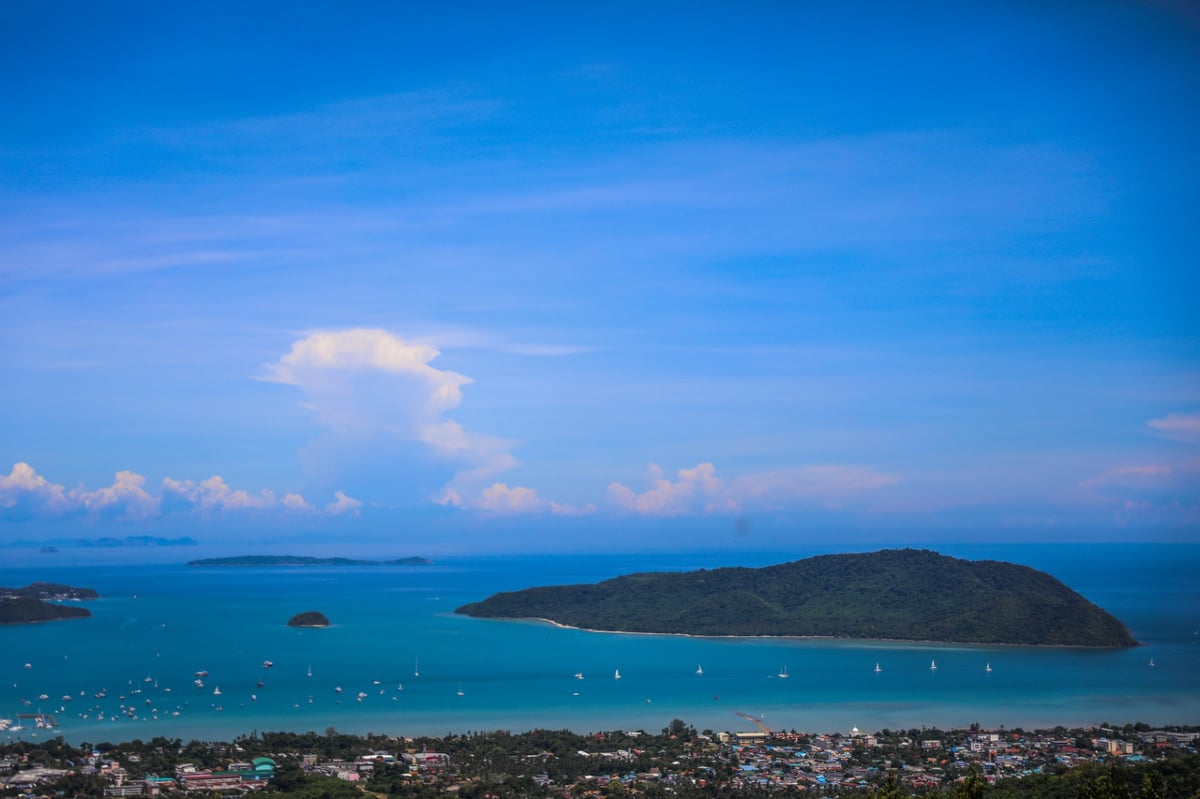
1, 535, 197, 549
187, 555, 432, 567
457, 549, 1138, 648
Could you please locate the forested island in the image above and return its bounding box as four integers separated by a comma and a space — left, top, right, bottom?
457, 549, 1137, 647
0, 582, 98, 624
187, 555, 432, 567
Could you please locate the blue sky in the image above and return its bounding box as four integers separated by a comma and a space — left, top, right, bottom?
1, 1, 1197, 552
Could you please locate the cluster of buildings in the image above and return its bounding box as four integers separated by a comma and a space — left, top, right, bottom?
0, 725, 1194, 797
0, 750, 275, 796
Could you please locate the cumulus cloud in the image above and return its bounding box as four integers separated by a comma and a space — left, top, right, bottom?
0, 462, 357, 521
0, 462, 72, 514
264, 328, 520, 503
1, 463, 158, 520
162, 476, 278, 511
282, 492, 312, 510
76, 470, 159, 519
1147, 412, 1200, 443
608, 462, 898, 516
445, 481, 597, 515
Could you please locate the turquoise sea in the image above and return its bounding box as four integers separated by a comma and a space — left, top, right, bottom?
1, 543, 1197, 744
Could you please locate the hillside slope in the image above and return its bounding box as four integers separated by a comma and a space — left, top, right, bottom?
456, 549, 1137, 647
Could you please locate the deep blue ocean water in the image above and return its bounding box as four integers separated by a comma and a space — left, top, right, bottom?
1, 543, 1197, 744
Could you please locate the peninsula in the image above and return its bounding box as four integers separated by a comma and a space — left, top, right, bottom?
456, 549, 1138, 648
187, 555, 432, 567
0, 582, 98, 625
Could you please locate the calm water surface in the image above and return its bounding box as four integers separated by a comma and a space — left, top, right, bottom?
1, 543, 1196, 744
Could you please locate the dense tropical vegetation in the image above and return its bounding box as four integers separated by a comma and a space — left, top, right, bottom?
457, 549, 1137, 647
0, 582, 96, 624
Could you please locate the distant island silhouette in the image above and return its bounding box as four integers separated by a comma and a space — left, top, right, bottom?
187, 555, 432, 567
457, 549, 1138, 648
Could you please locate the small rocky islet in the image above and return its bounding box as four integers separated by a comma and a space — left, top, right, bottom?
287, 611, 330, 627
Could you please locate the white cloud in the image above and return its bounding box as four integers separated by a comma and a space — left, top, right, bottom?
282, 492, 312, 510
76, 470, 159, 519
0, 462, 72, 512
0, 461, 356, 521
161, 476, 276, 511
265, 328, 520, 503
445, 481, 597, 516
325, 490, 362, 515
608, 462, 898, 516
476, 482, 545, 513
1147, 412, 1200, 443
1, 463, 158, 520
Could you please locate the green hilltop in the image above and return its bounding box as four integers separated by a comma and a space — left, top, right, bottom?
456, 549, 1138, 648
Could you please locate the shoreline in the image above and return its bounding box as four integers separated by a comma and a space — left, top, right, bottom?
520, 617, 1130, 650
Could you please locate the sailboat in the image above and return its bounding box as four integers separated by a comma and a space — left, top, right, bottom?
985, 663, 992, 673
213, 686, 221, 696
930, 660, 937, 671
696, 665, 703, 675
874, 662, 882, 673
1149, 658, 1155, 667
414, 658, 419, 678
614, 669, 622, 680
456, 685, 464, 696
306, 665, 312, 678
778, 666, 789, 678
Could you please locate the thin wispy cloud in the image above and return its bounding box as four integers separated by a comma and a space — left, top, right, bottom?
608, 462, 899, 517
1147, 412, 1200, 443
1080, 463, 1200, 524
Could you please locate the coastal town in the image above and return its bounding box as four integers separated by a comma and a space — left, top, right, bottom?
1, 720, 1196, 797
